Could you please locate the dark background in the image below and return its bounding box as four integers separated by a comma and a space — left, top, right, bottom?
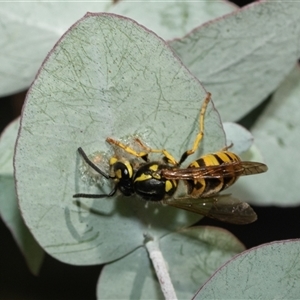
1, 1, 300, 299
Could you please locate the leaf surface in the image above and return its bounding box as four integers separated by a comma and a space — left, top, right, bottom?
97, 226, 245, 299
0, 118, 44, 275
0, 1, 235, 96
170, 0, 300, 121
231, 65, 300, 206
110, 0, 237, 40
195, 239, 300, 299
14, 13, 225, 265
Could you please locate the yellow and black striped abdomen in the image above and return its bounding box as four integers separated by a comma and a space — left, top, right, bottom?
186, 151, 241, 197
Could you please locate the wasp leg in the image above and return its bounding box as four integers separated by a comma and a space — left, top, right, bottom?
133, 137, 179, 165
130, 137, 151, 161
106, 137, 178, 165
178, 92, 211, 165
132, 137, 151, 151
106, 137, 149, 161
221, 142, 234, 151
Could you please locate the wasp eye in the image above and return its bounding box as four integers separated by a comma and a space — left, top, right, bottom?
113, 161, 133, 180
112, 161, 134, 196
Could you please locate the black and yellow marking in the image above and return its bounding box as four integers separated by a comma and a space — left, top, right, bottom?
186, 152, 241, 197
73, 92, 268, 225
133, 162, 177, 201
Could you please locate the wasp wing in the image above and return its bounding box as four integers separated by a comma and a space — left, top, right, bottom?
165, 194, 257, 224
162, 161, 267, 180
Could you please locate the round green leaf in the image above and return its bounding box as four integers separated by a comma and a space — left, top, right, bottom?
195, 239, 300, 299
160, 226, 245, 299
170, 1, 300, 121
110, 0, 237, 41
240, 143, 266, 163
1, 1, 236, 96
223, 122, 253, 155
0, 2, 110, 96
15, 13, 225, 265
98, 247, 162, 300
233, 65, 300, 206
97, 226, 245, 299
0, 118, 44, 275
0, 119, 19, 175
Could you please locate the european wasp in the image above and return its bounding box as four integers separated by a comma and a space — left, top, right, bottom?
73, 93, 267, 224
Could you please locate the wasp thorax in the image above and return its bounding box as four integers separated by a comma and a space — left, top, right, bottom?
133, 162, 177, 202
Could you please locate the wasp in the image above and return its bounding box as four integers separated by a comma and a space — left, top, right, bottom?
73, 93, 267, 224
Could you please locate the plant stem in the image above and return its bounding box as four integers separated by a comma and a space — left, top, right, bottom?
145, 237, 177, 300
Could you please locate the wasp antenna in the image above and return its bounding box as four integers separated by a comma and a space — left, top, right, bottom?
77, 147, 110, 179
73, 185, 117, 199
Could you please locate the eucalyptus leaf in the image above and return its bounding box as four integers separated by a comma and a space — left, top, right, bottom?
0, 2, 110, 96
239, 143, 266, 163
110, 0, 237, 41
0, 118, 44, 275
223, 122, 253, 155
232, 65, 300, 206
15, 13, 225, 265
98, 247, 162, 300
97, 226, 245, 299
0, 1, 236, 96
195, 239, 300, 299
160, 226, 245, 299
170, 0, 300, 121
0, 119, 18, 175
